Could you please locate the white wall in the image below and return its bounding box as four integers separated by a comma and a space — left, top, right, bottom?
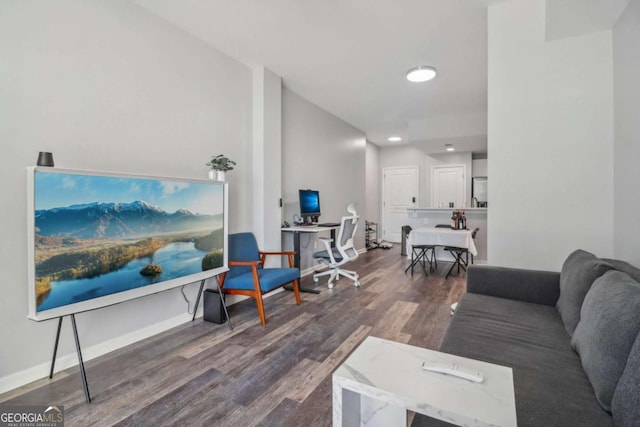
0, 1, 252, 390
613, 0, 640, 266
380, 146, 474, 208
472, 159, 488, 177
488, 0, 614, 270
365, 142, 381, 226
281, 89, 367, 271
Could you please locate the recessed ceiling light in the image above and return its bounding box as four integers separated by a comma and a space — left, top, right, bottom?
445, 144, 455, 152
388, 136, 402, 142
406, 66, 437, 83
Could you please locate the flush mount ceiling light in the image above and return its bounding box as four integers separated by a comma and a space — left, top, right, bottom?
406, 65, 437, 82
445, 144, 455, 152
388, 136, 402, 142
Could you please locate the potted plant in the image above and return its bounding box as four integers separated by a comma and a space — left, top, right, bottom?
206, 154, 236, 181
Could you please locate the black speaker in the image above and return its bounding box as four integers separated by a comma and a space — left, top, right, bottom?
203, 289, 226, 324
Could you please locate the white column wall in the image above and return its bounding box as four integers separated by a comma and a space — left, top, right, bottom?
252, 67, 282, 265
366, 142, 381, 226
613, 0, 640, 266
488, 0, 614, 270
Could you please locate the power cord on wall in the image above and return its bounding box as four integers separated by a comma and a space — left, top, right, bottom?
301, 233, 313, 249
181, 285, 195, 315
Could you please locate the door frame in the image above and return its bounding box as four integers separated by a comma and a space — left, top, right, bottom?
430, 164, 467, 208
381, 166, 419, 241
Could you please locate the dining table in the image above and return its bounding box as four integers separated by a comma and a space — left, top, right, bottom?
407, 227, 478, 278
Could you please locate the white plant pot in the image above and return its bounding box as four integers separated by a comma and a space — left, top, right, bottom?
208, 170, 226, 181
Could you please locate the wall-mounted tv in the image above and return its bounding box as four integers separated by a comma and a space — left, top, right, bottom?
27, 167, 228, 321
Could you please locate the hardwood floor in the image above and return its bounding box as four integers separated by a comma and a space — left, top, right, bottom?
1, 246, 467, 426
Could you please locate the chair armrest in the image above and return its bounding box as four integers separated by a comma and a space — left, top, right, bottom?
466, 265, 560, 306
228, 260, 261, 267
259, 251, 297, 268
317, 237, 334, 249
315, 238, 337, 263
260, 251, 296, 256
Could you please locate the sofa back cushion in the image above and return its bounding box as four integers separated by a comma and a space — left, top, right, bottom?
556, 250, 612, 335
571, 271, 640, 412
612, 331, 640, 426
603, 258, 640, 283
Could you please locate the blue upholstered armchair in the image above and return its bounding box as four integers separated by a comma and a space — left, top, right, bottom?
219, 232, 301, 325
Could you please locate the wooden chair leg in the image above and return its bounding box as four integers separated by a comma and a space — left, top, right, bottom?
255, 292, 267, 326
292, 279, 301, 304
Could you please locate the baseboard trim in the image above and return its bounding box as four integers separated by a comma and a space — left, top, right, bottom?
0, 252, 352, 396
0, 311, 194, 395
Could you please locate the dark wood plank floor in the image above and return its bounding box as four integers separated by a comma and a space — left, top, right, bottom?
1, 246, 467, 426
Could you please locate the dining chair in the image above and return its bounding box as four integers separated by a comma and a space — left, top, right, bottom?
403, 225, 436, 276
444, 227, 479, 279
219, 232, 301, 325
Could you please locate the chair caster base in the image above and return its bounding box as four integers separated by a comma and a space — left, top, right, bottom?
313, 277, 319, 283
354, 281, 360, 287
328, 282, 334, 289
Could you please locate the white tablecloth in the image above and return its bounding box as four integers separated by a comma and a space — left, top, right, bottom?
407, 227, 478, 256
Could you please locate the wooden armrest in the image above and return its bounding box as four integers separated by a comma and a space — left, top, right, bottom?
259, 250, 297, 268
229, 260, 261, 267
259, 251, 296, 256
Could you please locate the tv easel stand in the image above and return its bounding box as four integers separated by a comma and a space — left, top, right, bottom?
191, 277, 233, 330
48, 277, 232, 405
49, 314, 91, 403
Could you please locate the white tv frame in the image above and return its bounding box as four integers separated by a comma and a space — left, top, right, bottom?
26, 167, 229, 321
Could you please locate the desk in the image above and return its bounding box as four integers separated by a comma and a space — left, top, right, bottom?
333, 336, 517, 427
281, 225, 338, 294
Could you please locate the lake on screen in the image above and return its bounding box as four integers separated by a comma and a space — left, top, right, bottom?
37, 242, 209, 311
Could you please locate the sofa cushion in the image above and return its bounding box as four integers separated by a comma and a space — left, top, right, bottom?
612, 331, 640, 426
571, 271, 640, 412
223, 268, 299, 292
556, 250, 612, 336
412, 293, 612, 427
603, 258, 640, 283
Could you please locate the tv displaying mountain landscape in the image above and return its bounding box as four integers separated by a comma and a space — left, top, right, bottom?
27, 167, 228, 321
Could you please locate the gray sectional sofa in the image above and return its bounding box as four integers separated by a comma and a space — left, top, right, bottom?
412, 250, 640, 427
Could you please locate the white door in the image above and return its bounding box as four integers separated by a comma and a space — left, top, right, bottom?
431, 165, 466, 208
382, 166, 418, 243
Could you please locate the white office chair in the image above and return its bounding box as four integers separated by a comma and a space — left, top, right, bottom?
312, 203, 360, 288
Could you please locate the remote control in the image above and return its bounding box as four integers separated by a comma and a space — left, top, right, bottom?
421, 361, 484, 383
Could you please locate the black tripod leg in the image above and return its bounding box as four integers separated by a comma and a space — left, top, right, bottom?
71, 314, 91, 403
192, 279, 206, 321
49, 317, 63, 379
216, 277, 233, 331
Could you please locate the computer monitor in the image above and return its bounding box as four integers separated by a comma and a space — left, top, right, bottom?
299, 189, 321, 222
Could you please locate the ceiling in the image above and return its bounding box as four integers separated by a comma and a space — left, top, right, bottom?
130, 0, 627, 153
130, 0, 495, 152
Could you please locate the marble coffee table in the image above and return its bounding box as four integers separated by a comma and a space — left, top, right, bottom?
332, 336, 517, 427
